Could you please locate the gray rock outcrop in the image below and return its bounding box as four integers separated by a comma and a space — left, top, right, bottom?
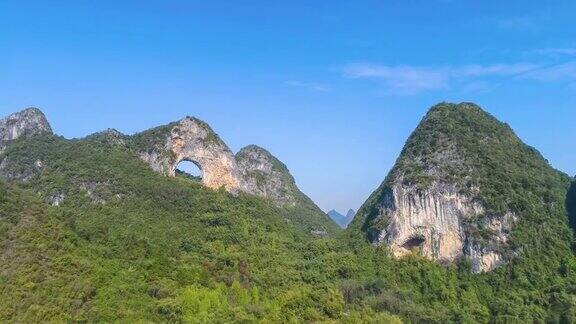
132, 119, 324, 210
0, 108, 52, 152
236, 145, 302, 207
132, 117, 244, 191
0, 107, 338, 233
354, 103, 534, 273
372, 180, 515, 273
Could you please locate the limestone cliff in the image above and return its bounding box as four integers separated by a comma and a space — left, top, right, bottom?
0, 107, 337, 233
129, 118, 337, 234
366, 181, 515, 273
0, 108, 52, 152
354, 102, 562, 273
236, 145, 338, 234
131, 117, 243, 191
0, 108, 53, 181
236, 145, 302, 207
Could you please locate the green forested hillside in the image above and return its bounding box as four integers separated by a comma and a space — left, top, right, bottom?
0, 135, 400, 322
348, 103, 576, 322
1, 105, 576, 322
236, 145, 340, 236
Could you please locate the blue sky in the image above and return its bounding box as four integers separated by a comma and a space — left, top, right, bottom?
1, 1, 575, 213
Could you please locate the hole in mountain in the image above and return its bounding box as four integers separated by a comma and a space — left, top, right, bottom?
402, 235, 426, 250
175, 160, 203, 182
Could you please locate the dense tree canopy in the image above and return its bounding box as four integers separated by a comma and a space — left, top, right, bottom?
1, 105, 575, 322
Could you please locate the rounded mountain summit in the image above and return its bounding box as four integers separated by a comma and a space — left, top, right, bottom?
351, 102, 573, 273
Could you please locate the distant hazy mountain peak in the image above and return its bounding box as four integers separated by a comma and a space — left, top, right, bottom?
327, 208, 356, 228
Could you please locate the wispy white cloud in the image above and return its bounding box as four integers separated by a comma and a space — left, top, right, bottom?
526, 48, 576, 57
340, 61, 576, 95
519, 62, 576, 82
452, 63, 538, 77
496, 16, 535, 29
285, 81, 330, 92
342, 64, 448, 94
470, 12, 550, 32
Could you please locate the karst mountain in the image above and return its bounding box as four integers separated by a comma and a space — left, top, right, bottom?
0, 103, 575, 323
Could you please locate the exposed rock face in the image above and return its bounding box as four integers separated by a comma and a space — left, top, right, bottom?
376, 182, 478, 260
236, 145, 338, 233
48, 191, 66, 206
372, 181, 515, 273
236, 145, 302, 207
0, 108, 51, 181
0, 108, 52, 152
465, 211, 516, 273
0, 157, 45, 182
354, 102, 534, 273
133, 117, 243, 191
0, 107, 338, 233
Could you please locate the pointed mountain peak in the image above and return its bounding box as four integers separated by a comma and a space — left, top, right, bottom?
236, 145, 292, 179
354, 102, 564, 273
0, 107, 53, 150
236, 145, 339, 233
346, 209, 356, 218
327, 209, 343, 217
236, 145, 297, 205
327, 209, 356, 228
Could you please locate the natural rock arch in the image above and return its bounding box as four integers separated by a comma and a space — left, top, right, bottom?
174, 159, 203, 181
134, 117, 243, 191
131, 116, 337, 234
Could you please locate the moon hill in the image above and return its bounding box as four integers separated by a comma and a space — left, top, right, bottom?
0, 107, 338, 235
0, 103, 575, 322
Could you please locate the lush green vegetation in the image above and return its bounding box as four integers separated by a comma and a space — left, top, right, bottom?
355, 103, 572, 241
237, 145, 340, 236
0, 136, 399, 322
1, 103, 575, 322
350, 103, 576, 321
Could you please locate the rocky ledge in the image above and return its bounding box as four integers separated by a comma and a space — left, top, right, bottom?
132, 119, 320, 209
236, 145, 303, 207
0, 107, 337, 234
0, 108, 52, 152
372, 180, 515, 273
354, 102, 543, 273
132, 117, 244, 191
